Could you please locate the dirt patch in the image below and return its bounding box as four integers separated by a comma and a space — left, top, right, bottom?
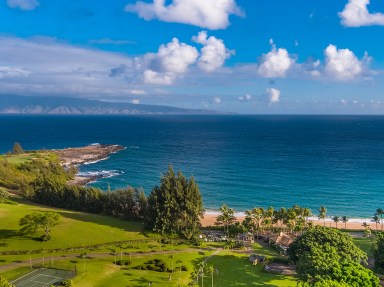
265, 262, 296, 276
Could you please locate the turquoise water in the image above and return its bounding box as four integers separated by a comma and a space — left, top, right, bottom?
1, 115, 384, 218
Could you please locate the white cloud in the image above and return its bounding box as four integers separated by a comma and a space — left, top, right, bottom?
130, 89, 146, 95
324, 44, 369, 81
132, 99, 140, 104
0, 66, 30, 79
266, 88, 280, 103
143, 70, 173, 85
143, 37, 199, 85
192, 31, 233, 72
125, 0, 244, 30
238, 94, 252, 102
7, 0, 39, 10
339, 0, 384, 27
214, 96, 221, 104
257, 45, 294, 78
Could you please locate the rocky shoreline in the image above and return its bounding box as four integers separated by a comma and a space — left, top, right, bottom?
52, 144, 125, 185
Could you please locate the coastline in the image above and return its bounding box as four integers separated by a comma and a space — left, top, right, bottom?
52, 143, 125, 185
201, 212, 380, 230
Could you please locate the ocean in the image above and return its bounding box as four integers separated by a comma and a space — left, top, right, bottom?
1, 115, 383, 219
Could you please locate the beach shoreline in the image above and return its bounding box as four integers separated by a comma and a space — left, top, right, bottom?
201, 212, 380, 230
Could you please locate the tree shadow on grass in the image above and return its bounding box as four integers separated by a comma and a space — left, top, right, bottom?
54, 210, 145, 233
0, 229, 19, 241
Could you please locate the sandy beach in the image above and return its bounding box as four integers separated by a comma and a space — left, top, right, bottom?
201, 213, 382, 231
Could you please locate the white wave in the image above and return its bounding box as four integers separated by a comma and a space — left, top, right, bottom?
77, 170, 123, 179
83, 157, 109, 165
89, 143, 101, 146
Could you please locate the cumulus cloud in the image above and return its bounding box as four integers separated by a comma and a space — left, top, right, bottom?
143, 37, 198, 85
7, 0, 39, 10
238, 94, 252, 102
192, 31, 233, 72
131, 99, 140, 104
339, 0, 384, 27
266, 88, 280, 103
125, 0, 244, 30
257, 43, 294, 78
214, 96, 221, 104
324, 44, 369, 81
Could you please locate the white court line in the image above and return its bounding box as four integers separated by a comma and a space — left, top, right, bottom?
16, 274, 61, 287
10, 269, 40, 284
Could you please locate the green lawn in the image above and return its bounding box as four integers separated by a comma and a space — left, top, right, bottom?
0, 152, 56, 165
203, 251, 296, 287
0, 198, 146, 252
353, 235, 374, 258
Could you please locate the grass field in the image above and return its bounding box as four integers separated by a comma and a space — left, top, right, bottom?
0, 197, 146, 252
203, 251, 296, 287
0, 152, 56, 165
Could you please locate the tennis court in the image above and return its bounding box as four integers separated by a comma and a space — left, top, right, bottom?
10, 268, 75, 287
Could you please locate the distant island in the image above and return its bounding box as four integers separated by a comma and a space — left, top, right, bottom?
0, 95, 226, 115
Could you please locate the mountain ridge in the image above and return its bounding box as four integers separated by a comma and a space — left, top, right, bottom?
0, 95, 225, 115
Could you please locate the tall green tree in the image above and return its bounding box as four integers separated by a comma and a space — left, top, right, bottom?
19, 212, 60, 241
0, 189, 9, 203
145, 166, 203, 238
215, 204, 236, 238
11, 142, 24, 155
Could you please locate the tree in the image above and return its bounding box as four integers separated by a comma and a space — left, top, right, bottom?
318, 206, 327, 226
376, 208, 384, 231
372, 215, 381, 230
11, 142, 24, 155
215, 204, 236, 238
0, 276, 15, 287
332, 216, 340, 229
206, 265, 217, 287
19, 212, 60, 241
341, 216, 348, 230
145, 166, 203, 238
373, 232, 384, 271
0, 189, 9, 203
288, 226, 374, 285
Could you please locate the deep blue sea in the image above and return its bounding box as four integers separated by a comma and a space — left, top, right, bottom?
1, 115, 384, 219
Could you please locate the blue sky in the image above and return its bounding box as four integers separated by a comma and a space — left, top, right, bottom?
1, 0, 384, 114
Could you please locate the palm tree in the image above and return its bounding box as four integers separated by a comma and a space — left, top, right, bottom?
264, 206, 274, 231
372, 215, 380, 231
332, 216, 340, 229
176, 259, 183, 280
197, 261, 207, 287
341, 216, 349, 230
215, 204, 236, 238
318, 206, 327, 226
376, 208, 384, 231
207, 265, 218, 287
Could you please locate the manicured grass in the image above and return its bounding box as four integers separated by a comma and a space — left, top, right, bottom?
0, 152, 56, 165
353, 236, 374, 258
0, 197, 146, 252
203, 251, 296, 287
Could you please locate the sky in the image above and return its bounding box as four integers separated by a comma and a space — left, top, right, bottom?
1, 0, 384, 114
